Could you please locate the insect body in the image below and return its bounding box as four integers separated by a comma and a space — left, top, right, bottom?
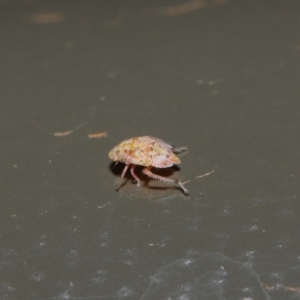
109, 136, 189, 194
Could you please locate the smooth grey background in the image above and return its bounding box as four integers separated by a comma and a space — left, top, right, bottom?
1, 0, 300, 299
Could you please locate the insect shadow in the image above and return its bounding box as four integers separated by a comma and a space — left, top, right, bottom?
109, 162, 181, 192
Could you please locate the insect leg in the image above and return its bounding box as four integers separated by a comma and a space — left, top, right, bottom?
116, 164, 130, 190
121, 164, 130, 178
142, 166, 189, 195
130, 164, 141, 187
172, 146, 188, 154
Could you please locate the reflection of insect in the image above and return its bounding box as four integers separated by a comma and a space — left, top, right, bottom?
109, 136, 189, 194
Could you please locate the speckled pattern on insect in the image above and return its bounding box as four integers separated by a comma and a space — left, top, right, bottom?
109, 136, 189, 194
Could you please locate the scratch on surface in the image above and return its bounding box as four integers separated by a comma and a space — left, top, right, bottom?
140, 252, 270, 300
196, 169, 215, 179
197, 78, 224, 86
88, 132, 107, 139
152, 194, 181, 202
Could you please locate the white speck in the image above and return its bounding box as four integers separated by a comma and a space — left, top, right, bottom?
118, 286, 134, 297
248, 225, 258, 232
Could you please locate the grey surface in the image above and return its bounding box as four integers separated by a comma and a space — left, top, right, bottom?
1, 0, 300, 299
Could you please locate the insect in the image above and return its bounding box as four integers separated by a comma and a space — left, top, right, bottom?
109, 136, 189, 194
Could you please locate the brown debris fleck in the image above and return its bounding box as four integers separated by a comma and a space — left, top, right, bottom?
284, 286, 300, 292
260, 282, 300, 293
53, 130, 73, 137
159, 0, 206, 16
29, 12, 64, 24
159, 0, 229, 16
88, 132, 107, 139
